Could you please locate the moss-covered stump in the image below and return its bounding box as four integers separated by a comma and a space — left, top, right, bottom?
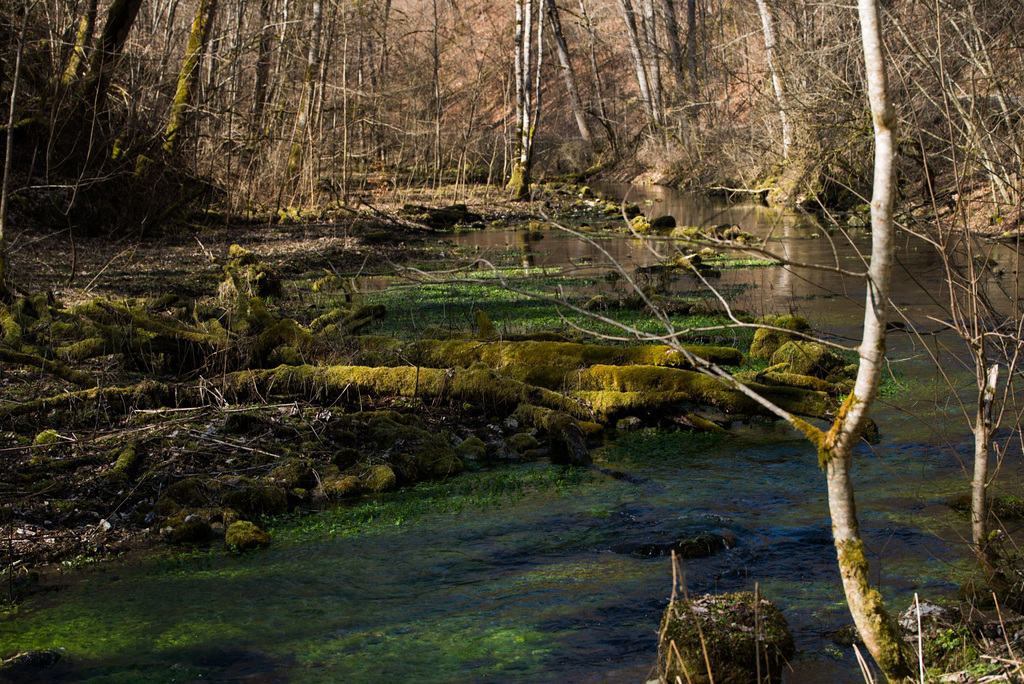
770, 341, 848, 380
225, 521, 271, 552
749, 315, 811, 360
660, 591, 794, 684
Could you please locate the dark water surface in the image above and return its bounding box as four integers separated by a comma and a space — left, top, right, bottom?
2, 185, 1021, 683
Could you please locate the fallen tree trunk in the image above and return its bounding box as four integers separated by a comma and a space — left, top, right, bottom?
371, 338, 745, 370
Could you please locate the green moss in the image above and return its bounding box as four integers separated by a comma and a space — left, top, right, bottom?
660, 591, 794, 684
33, 430, 62, 447
221, 482, 289, 518
108, 440, 143, 482
456, 437, 487, 461
749, 315, 811, 360
770, 341, 846, 379
225, 520, 271, 552
508, 433, 539, 453
363, 464, 397, 492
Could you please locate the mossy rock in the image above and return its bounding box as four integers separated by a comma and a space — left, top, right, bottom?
33, 429, 62, 447
221, 482, 289, 517
155, 477, 212, 516
356, 414, 462, 482
660, 591, 794, 684
456, 437, 487, 461
770, 341, 846, 380
166, 516, 213, 545
318, 475, 362, 501
508, 432, 539, 453
267, 458, 316, 489
650, 215, 677, 230
333, 447, 361, 469
748, 315, 812, 360
362, 464, 397, 492
225, 521, 271, 552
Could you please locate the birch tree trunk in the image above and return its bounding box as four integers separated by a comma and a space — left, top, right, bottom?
972, 363, 1002, 582
508, 0, 543, 199
164, 0, 219, 155
545, 0, 593, 148
755, 0, 793, 159
819, 0, 914, 677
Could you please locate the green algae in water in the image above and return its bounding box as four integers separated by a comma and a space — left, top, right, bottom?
0, 463, 623, 684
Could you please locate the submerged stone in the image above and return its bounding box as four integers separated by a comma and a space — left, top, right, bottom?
660, 591, 794, 684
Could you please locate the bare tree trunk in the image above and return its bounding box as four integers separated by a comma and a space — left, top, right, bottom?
684, 0, 697, 96
164, 0, 219, 155
820, 0, 914, 678
972, 363, 1000, 578
80, 0, 144, 108
545, 0, 593, 148
660, 0, 688, 100
641, 0, 664, 122
1, 1, 33, 300
252, 0, 274, 133
618, 0, 657, 126
61, 0, 98, 86
755, 0, 793, 159
287, 0, 323, 181
508, 0, 544, 199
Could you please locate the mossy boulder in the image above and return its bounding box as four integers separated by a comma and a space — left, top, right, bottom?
650, 215, 677, 230
749, 315, 811, 360
508, 432, 539, 453
267, 458, 316, 489
770, 341, 846, 380
225, 520, 271, 552
456, 437, 487, 461
317, 475, 362, 501
353, 413, 463, 483
221, 482, 289, 517
166, 515, 213, 545
362, 464, 397, 492
660, 591, 794, 684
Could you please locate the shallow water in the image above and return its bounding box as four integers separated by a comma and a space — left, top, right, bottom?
2, 185, 1021, 683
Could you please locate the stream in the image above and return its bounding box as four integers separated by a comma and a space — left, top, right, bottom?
3, 183, 1022, 683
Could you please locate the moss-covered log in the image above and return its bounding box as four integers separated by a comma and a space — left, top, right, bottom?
1, 381, 177, 420
0, 347, 97, 388
219, 364, 591, 419
501, 364, 831, 420
378, 338, 744, 370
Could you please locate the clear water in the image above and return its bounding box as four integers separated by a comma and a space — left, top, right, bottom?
2, 185, 1021, 683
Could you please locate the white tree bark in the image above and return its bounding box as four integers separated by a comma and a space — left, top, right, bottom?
755, 0, 793, 159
